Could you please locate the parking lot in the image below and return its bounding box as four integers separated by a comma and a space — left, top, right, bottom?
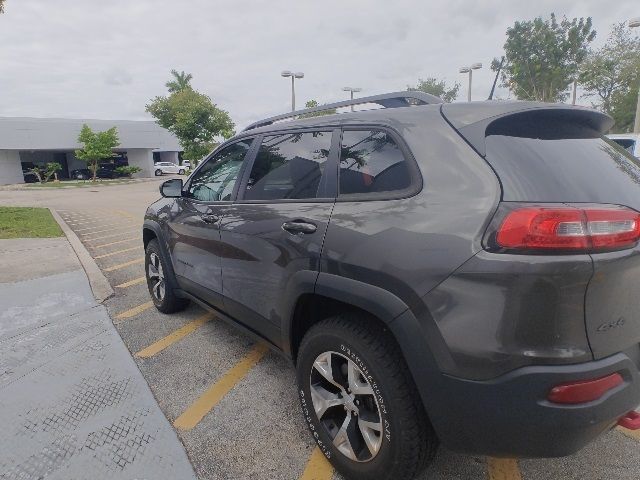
2, 178, 639, 480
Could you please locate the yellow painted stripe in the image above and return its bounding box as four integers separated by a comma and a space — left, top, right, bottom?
83, 227, 136, 238
487, 458, 522, 480
103, 258, 144, 272
88, 231, 138, 242
114, 209, 138, 220
94, 246, 141, 259
136, 312, 214, 358
115, 301, 154, 321
300, 447, 334, 480
617, 426, 640, 441
115, 276, 146, 288
75, 222, 135, 232
94, 237, 138, 248
174, 343, 269, 430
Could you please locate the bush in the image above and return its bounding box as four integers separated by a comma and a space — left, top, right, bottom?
115, 166, 142, 178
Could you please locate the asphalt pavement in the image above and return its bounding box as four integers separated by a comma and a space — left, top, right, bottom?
0, 178, 639, 480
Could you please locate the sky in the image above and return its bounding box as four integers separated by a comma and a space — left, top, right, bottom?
0, 0, 638, 131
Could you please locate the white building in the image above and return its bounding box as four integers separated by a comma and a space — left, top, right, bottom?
0, 117, 181, 184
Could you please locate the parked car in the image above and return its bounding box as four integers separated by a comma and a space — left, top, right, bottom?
70, 165, 120, 180
142, 92, 640, 480
182, 160, 191, 169
154, 162, 186, 176
608, 133, 640, 157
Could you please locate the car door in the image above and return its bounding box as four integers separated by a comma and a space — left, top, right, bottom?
218, 129, 339, 346
166, 138, 256, 309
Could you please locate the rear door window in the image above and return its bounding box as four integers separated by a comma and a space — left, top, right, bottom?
242, 131, 332, 201
338, 130, 413, 197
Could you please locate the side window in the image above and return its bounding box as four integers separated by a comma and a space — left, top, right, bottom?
339, 130, 412, 196
185, 139, 252, 202
243, 131, 332, 201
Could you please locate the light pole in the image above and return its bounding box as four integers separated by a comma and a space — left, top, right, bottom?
281, 70, 304, 112
342, 87, 362, 111
630, 18, 640, 133
459, 63, 482, 102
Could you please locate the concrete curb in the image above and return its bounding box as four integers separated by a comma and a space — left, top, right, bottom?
49, 208, 114, 303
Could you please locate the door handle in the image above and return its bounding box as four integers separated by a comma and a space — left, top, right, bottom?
282, 221, 317, 234
200, 213, 220, 224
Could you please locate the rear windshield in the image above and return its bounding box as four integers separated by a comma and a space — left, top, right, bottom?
485, 122, 640, 207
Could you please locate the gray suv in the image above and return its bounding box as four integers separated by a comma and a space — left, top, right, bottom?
143, 92, 640, 480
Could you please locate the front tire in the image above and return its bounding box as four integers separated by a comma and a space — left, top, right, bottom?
145, 239, 189, 313
296, 314, 438, 480
155, 169, 163, 176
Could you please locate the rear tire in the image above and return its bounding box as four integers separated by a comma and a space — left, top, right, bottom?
296, 313, 438, 480
155, 169, 162, 176
145, 239, 188, 313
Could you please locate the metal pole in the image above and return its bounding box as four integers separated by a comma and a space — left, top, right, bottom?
572, 80, 577, 105
635, 82, 640, 133
468, 70, 472, 102
291, 76, 295, 112
350, 90, 354, 112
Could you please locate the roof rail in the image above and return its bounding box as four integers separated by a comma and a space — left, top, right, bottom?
243, 91, 443, 131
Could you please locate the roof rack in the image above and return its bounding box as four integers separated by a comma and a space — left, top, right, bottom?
243, 91, 443, 131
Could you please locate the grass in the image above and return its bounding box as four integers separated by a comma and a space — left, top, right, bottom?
0, 207, 63, 239
25, 178, 137, 189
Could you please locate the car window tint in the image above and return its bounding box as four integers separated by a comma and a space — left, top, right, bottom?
339, 130, 411, 196
243, 131, 331, 200
186, 139, 252, 202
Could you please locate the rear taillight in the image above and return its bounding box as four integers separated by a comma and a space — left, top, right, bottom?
547, 373, 623, 404
489, 204, 640, 253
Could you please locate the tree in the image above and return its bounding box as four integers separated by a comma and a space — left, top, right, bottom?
580, 23, 640, 133
147, 71, 234, 165
75, 124, 120, 182
299, 99, 337, 118
115, 165, 142, 178
165, 69, 193, 93
43, 162, 62, 183
494, 14, 596, 102
407, 77, 460, 102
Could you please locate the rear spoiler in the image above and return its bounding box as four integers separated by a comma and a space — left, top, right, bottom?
441, 102, 614, 157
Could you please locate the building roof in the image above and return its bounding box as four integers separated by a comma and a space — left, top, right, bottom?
0, 117, 181, 151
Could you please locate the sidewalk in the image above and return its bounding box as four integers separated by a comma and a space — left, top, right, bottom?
0, 237, 196, 479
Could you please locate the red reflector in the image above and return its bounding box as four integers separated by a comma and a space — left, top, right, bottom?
547, 373, 623, 404
495, 205, 640, 252
618, 411, 640, 430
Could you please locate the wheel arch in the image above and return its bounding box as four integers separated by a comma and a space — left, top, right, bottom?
143, 220, 179, 289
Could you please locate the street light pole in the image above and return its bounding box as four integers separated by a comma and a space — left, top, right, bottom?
281, 70, 304, 112
342, 87, 362, 111
630, 18, 640, 133
459, 63, 482, 102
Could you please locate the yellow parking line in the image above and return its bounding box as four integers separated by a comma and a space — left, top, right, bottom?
115, 301, 154, 321
173, 343, 269, 430
300, 447, 334, 480
113, 209, 138, 221
487, 458, 522, 480
94, 246, 141, 259
86, 231, 137, 242
136, 312, 214, 358
103, 258, 144, 272
83, 226, 136, 238
115, 276, 146, 288
617, 426, 640, 441
94, 237, 138, 248
76, 222, 135, 232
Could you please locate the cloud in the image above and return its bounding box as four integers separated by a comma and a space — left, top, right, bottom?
0, 0, 637, 129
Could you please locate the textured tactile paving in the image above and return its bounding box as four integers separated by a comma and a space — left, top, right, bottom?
0, 273, 195, 480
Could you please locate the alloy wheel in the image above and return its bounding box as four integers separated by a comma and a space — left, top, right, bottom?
147, 252, 165, 301
310, 351, 383, 462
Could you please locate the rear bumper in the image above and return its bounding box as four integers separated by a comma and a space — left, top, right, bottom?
428, 350, 640, 457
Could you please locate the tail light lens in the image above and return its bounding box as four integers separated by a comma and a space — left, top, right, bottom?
548, 372, 623, 404
488, 204, 640, 253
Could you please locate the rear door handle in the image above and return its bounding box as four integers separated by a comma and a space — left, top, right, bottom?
282, 221, 317, 234
200, 213, 220, 224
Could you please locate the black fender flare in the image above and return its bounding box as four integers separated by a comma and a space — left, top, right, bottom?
142, 220, 180, 289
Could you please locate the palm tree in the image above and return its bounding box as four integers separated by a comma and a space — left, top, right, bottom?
165, 69, 193, 93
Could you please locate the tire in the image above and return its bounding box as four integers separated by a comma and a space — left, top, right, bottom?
296, 313, 438, 480
155, 169, 163, 176
178, 169, 185, 175
145, 239, 189, 313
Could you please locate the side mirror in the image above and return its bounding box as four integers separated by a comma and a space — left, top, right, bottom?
160, 178, 183, 198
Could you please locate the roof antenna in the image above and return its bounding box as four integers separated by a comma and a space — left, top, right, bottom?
488, 56, 505, 100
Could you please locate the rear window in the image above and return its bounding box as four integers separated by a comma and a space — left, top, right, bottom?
485, 121, 640, 206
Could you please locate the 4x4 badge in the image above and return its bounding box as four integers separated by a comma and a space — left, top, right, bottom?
596, 317, 626, 332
